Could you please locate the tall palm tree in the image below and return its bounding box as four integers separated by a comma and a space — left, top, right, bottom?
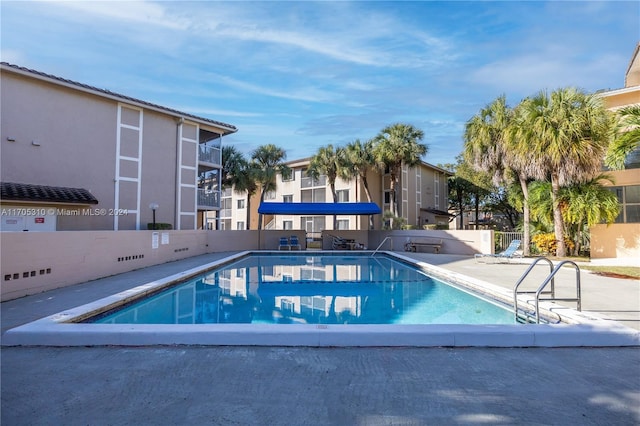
605, 105, 640, 170
220, 146, 253, 229
342, 139, 376, 229
233, 161, 259, 230
464, 95, 534, 255
307, 144, 346, 229
372, 123, 427, 221
512, 88, 612, 257
251, 144, 290, 230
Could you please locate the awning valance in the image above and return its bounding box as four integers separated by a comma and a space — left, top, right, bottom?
258, 202, 381, 216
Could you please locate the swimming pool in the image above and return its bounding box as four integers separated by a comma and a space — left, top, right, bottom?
3, 251, 637, 347
89, 254, 516, 325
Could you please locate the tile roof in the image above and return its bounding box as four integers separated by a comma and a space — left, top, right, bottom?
1, 182, 99, 205
0, 62, 237, 133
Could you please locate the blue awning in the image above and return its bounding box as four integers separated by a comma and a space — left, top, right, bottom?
258, 202, 381, 215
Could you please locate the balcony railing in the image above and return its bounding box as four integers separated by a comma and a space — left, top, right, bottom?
198, 188, 220, 209
199, 144, 221, 165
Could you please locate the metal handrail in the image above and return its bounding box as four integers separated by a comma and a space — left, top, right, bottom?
372, 236, 392, 256
513, 257, 555, 322
534, 260, 581, 324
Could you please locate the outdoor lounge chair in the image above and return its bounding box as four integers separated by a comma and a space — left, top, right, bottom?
475, 239, 521, 263
289, 235, 302, 250
331, 235, 352, 250
278, 237, 290, 250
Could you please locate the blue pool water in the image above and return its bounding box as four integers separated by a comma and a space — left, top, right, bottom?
90, 254, 515, 325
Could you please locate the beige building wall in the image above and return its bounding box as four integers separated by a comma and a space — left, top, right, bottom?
1, 64, 235, 232
592, 43, 640, 261
232, 158, 450, 233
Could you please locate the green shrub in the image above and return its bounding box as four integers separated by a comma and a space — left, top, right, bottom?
147, 223, 172, 230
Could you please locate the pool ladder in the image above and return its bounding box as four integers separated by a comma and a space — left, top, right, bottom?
513, 257, 582, 324
371, 236, 392, 256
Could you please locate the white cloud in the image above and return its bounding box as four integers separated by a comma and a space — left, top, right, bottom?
45, 0, 188, 30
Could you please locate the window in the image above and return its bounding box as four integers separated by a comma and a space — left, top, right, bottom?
220, 219, 231, 230
336, 189, 349, 203
282, 169, 295, 181
283, 220, 293, 230
301, 216, 325, 233
265, 191, 276, 200
608, 185, 640, 223
384, 190, 392, 204
283, 194, 293, 203
434, 173, 440, 209
301, 169, 327, 188
237, 199, 245, 209
301, 188, 325, 202
236, 221, 245, 230
220, 198, 232, 218
336, 219, 349, 230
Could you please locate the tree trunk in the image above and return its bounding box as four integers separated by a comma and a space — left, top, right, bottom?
457, 192, 464, 230
246, 195, 251, 230
550, 176, 566, 257
519, 175, 531, 256
257, 190, 266, 230
331, 182, 337, 229
389, 170, 398, 228
474, 191, 480, 230
362, 175, 374, 230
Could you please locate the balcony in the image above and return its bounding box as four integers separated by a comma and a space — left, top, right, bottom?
199, 144, 221, 166
198, 188, 220, 209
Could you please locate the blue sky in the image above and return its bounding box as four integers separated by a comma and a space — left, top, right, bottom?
2, 1, 638, 166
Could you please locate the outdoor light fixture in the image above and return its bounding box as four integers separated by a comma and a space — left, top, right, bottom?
149, 202, 159, 230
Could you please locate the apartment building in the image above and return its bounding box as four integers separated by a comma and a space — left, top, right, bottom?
218, 157, 451, 233
0, 63, 237, 232
592, 43, 640, 260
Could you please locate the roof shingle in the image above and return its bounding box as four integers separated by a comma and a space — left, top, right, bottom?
1, 182, 99, 205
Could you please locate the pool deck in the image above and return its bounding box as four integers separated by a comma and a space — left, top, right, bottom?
2, 252, 639, 424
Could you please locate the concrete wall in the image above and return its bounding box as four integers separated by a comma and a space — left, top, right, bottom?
1, 228, 496, 301
0, 229, 308, 301
366, 230, 493, 255
590, 223, 640, 262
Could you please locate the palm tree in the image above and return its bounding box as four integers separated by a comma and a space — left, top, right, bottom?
512, 88, 612, 257
605, 105, 640, 170
464, 95, 534, 255
528, 176, 619, 256
372, 123, 427, 223
221, 146, 246, 189
342, 139, 376, 229
251, 144, 290, 230
563, 175, 620, 255
307, 144, 346, 229
234, 161, 259, 230
221, 146, 260, 230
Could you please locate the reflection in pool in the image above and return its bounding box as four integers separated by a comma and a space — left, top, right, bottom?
90, 254, 515, 325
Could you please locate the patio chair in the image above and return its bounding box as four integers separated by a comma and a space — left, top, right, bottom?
278, 237, 290, 251
475, 239, 521, 263
289, 235, 302, 250
331, 235, 352, 250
